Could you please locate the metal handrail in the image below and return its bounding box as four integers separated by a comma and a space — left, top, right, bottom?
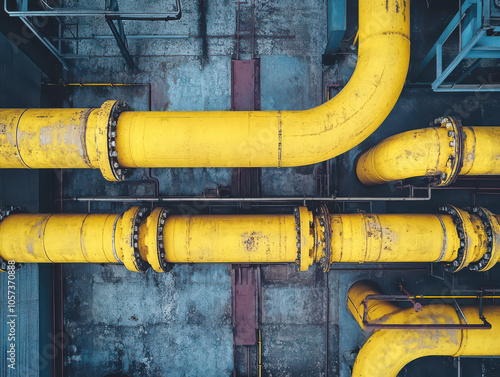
4, 0, 181, 20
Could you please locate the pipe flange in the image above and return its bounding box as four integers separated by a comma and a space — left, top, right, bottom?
0, 206, 25, 272
132, 207, 151, 272
467, 207, 500, 272
293, 207, 301, 268
96, 100, 131, 182
318, 204, 332, 272
118, 206, 151, 272
156, 208, 173, 273
438, 205, 474, 273
297, 207, 314, 272
431, 117, 465, 187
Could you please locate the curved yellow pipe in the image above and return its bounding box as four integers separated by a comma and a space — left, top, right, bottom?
0, 0, 409, 180
357, 125, 500, 185
348, 281, 500, 377
116, 0, 409, 168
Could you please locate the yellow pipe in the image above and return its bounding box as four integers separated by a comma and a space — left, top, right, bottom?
329, 213, 460, 264
357, 122, 500, 186
0, 213, 119, 263
163, 213, 300, 263
348, 281, 500, 377
0, 0, 409, 180
0, 108, 100, 169
2, 204, 497, 274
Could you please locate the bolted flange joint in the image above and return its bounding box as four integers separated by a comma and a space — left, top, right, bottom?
293, 207, 301, 268
438, 205, 475, 273
96, 100, 131, 182
116, 206, 152, 272
148, 207, 173, 273
467, 207, 500, 272
431, 117, 465, 187
317, 204, 332, 272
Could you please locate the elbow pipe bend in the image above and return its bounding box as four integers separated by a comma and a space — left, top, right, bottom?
0, 0, 410, 181
357, 117, 500, 187
348, 281, 500, 377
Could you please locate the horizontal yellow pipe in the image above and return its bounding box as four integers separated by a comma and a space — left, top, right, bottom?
163, 214, 299, 263
0, 213, 119, 263
0, 108, 100, 169
0, 0, 409, 179
1, 204, 497, 273
462, 127, 500, 175
357, 126, 500, 185
327, 212, 490, 266
348, 281, 500, 377
329, 213, 460, 264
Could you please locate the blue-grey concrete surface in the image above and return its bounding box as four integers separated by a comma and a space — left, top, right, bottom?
0, 265, 40, 377
63, 264, 232, 376
261, 265, 331, 377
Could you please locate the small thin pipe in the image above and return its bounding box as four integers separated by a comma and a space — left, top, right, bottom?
45, 82, 152, 111
50, 34, 295, 40
325, 270, 329, 377
146, 168, 160, 196
68, 188, 431, 203
258, 329, 262, 377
